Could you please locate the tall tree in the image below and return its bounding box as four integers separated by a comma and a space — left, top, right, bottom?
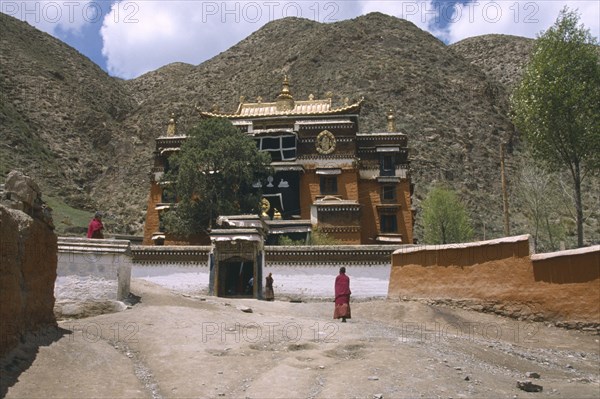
421, 186, 473, 244
511, 8, 600, 247
515, 156, 565, 252
162, 118, 271, 236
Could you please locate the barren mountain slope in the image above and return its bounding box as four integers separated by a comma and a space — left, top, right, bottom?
451, 34, 535, 90
0, 13, 135, 212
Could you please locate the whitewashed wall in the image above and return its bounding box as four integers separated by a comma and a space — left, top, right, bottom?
131, 262, 391, 299
132, 264, 210, 294
57, 238, 132, 301
263, 264, 391, 299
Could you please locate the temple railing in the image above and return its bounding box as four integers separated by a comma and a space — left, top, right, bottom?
131, 244, 407, 266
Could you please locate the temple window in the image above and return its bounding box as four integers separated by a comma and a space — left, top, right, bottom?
161, 186, 177, 203
320, 176, 338, 195
381, 185, 396, 202
256, 135, 296, 161
380, 214, 398, 233
380, 154, 396, 176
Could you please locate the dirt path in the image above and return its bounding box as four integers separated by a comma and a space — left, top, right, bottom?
2, 279, 599, 398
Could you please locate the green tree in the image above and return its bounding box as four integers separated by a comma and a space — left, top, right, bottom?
162, 119, 271, 236
277, 227, 341, 246
421, 186, 473, 244
511, 8, 600, 247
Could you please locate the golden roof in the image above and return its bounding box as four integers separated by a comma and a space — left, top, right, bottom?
199, 77, 364, 119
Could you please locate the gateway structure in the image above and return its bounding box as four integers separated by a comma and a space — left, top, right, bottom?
143, 77, 413, 246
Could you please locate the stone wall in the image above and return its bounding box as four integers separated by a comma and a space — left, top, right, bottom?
0, 205, 57, 357
389, 235, 600, 324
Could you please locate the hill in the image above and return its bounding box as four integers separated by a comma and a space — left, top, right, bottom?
1, 12, 596, 243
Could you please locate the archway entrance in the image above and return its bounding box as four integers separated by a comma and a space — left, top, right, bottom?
218, 258, 254, 297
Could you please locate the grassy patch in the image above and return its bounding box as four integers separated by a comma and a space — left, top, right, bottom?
44, 196, 91, 236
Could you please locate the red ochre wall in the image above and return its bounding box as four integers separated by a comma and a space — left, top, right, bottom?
359, 179, 413, 245
142, 182, 162, 245
389, 236, 600, 323
1, 205, 57, 357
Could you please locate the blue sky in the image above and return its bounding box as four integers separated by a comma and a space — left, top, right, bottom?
2, 1, 598, 79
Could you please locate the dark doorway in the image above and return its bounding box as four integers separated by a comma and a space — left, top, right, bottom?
217, 259, 254, 297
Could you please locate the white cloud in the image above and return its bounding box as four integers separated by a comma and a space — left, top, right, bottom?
1, 0, 98, 36
443, 1, 600, 43
99, 0, 599, 79
100, 0, 359, 79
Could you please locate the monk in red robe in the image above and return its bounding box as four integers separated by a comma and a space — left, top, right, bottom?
87, 211, 104, 239
334, 267, 351, 322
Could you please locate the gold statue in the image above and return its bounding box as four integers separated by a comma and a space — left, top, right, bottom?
387, 108, 396, 132
273, 208, 282, 220
166, 113, 176, 137
260, 198, 270, 218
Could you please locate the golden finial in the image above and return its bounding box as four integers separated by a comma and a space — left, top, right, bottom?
308, 94, 314, 100
166, 113, 176, 137
281, 75, 291, 95
239, 95, 246, 103
387, 108, 396, 132
344, 97, 350, 106
325, 91, 333, 99
273, 208, 282, 220
276, 75, 295, 111
257, 96, 263, 103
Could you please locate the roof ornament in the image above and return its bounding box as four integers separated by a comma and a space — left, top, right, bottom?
387, 108, 396, 132
257, 96, 263, 103
275, 75, 295, 111
239, 95, 245, 103
166, 113, 177, 137
344, 97, 350, 106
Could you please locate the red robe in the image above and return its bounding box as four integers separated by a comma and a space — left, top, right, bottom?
87, 218, 104, 239
334, 273, 351, 319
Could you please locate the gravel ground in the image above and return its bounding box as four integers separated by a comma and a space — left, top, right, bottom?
2, 279, 599, 399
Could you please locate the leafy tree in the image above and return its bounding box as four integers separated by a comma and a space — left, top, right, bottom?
511, 8, 600, 247
421, 186, 473, 244
277, 227, 341, 246
162, 119, 271, 236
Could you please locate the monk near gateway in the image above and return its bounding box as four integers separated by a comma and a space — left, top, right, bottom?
334, 267, 351, 322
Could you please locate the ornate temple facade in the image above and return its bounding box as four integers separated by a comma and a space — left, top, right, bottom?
143, 78, 414, 246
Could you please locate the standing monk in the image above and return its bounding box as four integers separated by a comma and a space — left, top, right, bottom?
87, 211, 104, 239
334, 267, 351, 322
264, 273, 275, 301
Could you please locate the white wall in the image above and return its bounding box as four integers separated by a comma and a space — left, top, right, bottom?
57, 238, 132, 301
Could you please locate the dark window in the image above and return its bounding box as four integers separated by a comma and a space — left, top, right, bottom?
256, 135, 297, 161
380, 214, 398, 233
381, 185, 396, 202
320, 176, 337, 195
161, 187, 176, 203
381, 154, 395, 176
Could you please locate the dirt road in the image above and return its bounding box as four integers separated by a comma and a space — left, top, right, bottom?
2, 279, 599, 398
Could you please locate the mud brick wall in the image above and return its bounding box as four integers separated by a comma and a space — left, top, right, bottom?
0, 205, 57, 357
389, 235, 600, 323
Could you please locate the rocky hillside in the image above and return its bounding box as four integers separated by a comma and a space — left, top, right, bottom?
0, 13, 136, 216
451, 34, 535, 90
0, 12, 595, 242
